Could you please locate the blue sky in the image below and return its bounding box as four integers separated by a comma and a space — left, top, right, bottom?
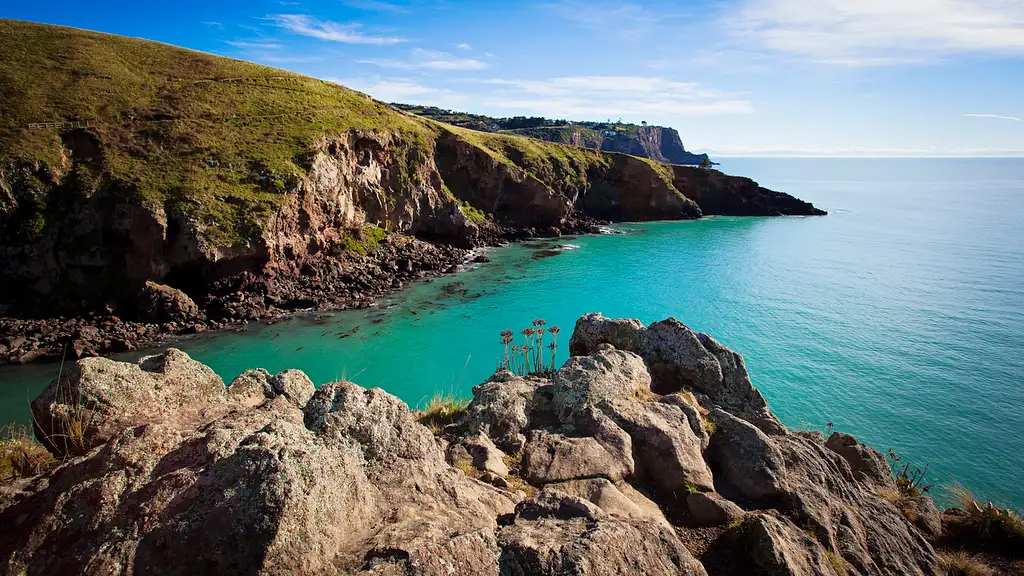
5, 0, 1024, 156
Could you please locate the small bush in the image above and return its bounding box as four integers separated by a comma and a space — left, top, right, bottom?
460, 201, 489, 225
338, 225, 388, 255
886, 448, 932, 497
938, 550, 995, 576
0, 424, 55, 481
947, 483, 1024, 556
415, 391, 469, 435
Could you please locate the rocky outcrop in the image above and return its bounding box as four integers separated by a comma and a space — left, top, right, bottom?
1, 314, 942, 575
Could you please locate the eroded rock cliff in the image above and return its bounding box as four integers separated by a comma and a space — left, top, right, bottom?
0, 314, 943, 575
0, 20, 824, 365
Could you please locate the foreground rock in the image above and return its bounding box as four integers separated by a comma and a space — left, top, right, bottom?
1, 314, 941, 575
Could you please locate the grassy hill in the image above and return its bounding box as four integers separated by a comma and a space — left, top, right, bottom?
0, 19, 437, 245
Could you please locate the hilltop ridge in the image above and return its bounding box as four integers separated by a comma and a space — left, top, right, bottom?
393, 104, 711, 166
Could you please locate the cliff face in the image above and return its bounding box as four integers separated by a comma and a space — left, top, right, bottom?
0, 313, 943, 575
596, 126, 709, 166
393, 104, 711, 166
0, 20, 824, 364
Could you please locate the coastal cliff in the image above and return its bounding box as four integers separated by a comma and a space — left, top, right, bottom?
393, 104, 711, 166
0, 19, 824, 365
2, 313, 999, 575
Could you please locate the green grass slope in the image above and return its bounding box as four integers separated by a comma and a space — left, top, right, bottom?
0, 19, 434, 245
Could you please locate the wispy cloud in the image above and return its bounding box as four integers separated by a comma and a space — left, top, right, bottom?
456, 42, 472, 50
359, 48, 488, 71
544, 1, 661, 35
963, 113, 1021, 121
269, 14, 406, 45
475, 76, 752, 117
729, 0, 1024, 65
226, 40, 283, 49
342, 0, 413, 12
202, 21, 224, 28
331, 77, 458, 103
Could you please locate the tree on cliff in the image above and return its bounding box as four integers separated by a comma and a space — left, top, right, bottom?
700, 157, 713, 169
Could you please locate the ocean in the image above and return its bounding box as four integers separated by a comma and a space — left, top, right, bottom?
1, 157, 1021, 508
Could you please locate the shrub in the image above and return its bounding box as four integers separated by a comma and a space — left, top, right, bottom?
938, 550, 995, 576
460, 201, 489, 225
947, 483, 1024, 556
0, 424, 55, 481
886, 448, 932, 497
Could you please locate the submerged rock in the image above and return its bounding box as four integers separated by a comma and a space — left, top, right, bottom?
2, 313, 942, 575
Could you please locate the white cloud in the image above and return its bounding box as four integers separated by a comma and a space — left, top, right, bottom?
963, 113, 1021, 121
456, 42, 472, 50
331, 77, 456, 103
475, 76, 752, 118
269, 14, 406, 45
359, 48, 488, 71
730, 0, 1024, 64
226, 40, 282, 49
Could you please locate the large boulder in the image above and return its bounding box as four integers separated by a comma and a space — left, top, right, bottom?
6, 371, 516, 575
825, 431, 894, 488
602, 397, 714, 493
30, 349, 230, 457
568, 313, 785, 434
498, 490, 708, 576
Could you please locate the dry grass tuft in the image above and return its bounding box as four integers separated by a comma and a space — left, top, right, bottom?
938, 550, 995, 576
878, 488, 919, 523
415, 391, 470, 436
0, 424, 55, 481
823, 550, 853, 576
947, 483, 1024, 550
634, 387, 659, 402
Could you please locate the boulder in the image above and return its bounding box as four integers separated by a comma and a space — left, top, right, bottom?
745, 514, 839, 576
522, 428, 633, 484
706, 409, 788, 502
686, 492, 745, 526
545, 478, 672, 529
136, 281, 202, 324
30, 348, 229, 457
568, 313, 645, 356
550, 346, 650, 422
462, 370, 551, 453
825, 432, 895, 488
498, 490, 708, 576
602, 397, 714, 493
452, 432, 509, 477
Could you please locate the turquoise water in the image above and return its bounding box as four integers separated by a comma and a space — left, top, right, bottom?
1, 158, 1021, 509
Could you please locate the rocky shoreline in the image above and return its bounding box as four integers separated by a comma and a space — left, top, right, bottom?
0, 219, 607, 366
3, 312, 1018, 574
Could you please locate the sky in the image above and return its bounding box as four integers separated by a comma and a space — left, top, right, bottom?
4, 0, 1024, 157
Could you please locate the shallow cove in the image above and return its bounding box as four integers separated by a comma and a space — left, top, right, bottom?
1, 158, 1022, 509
